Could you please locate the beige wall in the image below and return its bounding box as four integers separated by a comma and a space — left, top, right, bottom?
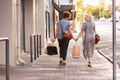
23, 0, 50, 51
38, 0, 46, 47
0, 0, 49, 66
24, 0, 33, 52
0, 0, 16, 66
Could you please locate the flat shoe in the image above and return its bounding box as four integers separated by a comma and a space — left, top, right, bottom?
88, 64, 92, 67
59, 60, 62, 64
62, 62, 66, 65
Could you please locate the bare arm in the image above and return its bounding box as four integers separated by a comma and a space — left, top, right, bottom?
54, 25, 58, 39
68, 26, 76, 40
52, 25, 58, 42
76, 30, 84, 40
94, 24, 97, 34
68, 26, 73, 36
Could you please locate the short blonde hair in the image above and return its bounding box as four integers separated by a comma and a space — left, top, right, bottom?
84, 14, 92, 22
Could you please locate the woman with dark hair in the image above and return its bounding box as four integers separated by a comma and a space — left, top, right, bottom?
52, 11, 75, 65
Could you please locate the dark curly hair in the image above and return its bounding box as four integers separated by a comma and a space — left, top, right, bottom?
63, 11, 71, 19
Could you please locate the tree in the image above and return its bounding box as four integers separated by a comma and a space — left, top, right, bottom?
91, 6, 104, 19
76, 1, 105, 20
84, 5, 94, 14
103, 10, 111, 18
92, 7, 99, 19
116, 4, 120, 11
76, 0, 82, 21
106, 5, 112, 11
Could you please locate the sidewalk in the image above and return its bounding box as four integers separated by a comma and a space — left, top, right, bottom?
1, 39, 120, 80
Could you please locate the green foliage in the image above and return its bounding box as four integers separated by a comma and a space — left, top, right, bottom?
76, 10, 82, 21
84, 5, 94, 13
76, 0, 83, 21
91, 6, 104, 19
76, 0, 113, 20
92, 7, 99, 19
116, 4, 120, 11
76, 0, 82, 8
106, 5, 112, 11
103, 10, 111, 18
76, 0, 105, 20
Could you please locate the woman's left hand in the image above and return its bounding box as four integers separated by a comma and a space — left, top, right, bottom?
51, 38, 56, 43
73, 37, 78, 41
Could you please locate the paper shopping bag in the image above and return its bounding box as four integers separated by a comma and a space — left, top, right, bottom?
72, 45, 80, 58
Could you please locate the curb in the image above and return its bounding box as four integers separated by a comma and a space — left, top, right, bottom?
117, 28, 120, 31
97, 50, 113, 63
97, 50, 120, 69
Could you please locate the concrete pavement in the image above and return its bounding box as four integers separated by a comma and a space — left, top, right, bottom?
0, 38, 120, 80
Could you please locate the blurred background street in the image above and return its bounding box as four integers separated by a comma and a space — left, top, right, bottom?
94, 20, 120, 67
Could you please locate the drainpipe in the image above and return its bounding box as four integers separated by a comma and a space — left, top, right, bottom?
16, 0, 25, 64
33, 0, 39, 34
49, 0, 53, 39
33, 0, 36, 34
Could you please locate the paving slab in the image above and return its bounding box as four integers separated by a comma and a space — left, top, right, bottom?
0, 39, 120, 80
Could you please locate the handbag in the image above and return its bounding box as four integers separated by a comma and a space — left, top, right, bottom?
95, 34, 100, 44
60, 21, 72, 40
46, 45, 58, 55
62, 32, 72, 40
46, 44, 58, 56
72, 45, 80, 58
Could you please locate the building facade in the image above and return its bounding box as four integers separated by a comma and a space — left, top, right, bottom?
0, 0, 52, 66
0, 0, 75, 66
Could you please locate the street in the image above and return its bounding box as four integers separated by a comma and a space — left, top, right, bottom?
95, 20, 120, 67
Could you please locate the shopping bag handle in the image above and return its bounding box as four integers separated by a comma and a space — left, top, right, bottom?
75, 41, 79, 45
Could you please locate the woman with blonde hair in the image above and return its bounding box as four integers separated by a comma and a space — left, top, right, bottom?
75, 14, 96, 67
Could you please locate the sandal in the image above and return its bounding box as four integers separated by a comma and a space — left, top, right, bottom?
59, 60, 62, 64
62, 61, 66, 65
62, 62, 66, 65
88, 64, 92, 67
88, 62, 92, 67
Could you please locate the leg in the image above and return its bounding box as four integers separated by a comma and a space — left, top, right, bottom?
62, 39, 69, 65
83, 46, 87, 59
58, 39, 63, 59
58, 39, 69, 65
62, 39, 69, 60
88, 57, 93, 67
58, 39, 64, 64
88, 40, 94, 67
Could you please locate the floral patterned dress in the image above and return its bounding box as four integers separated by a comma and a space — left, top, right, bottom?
82, 21, 95, 58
